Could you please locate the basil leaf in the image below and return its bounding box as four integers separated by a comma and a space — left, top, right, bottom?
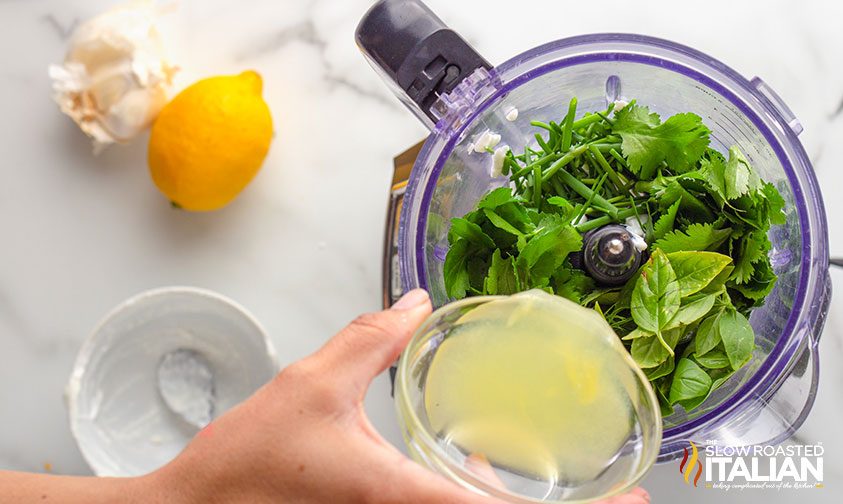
719, 309, 755, 369
645, 355, 675, 380
622, 327, 652, 341
632, 334, 670, 368
632, 329, 680, 368
700, 265, 734, 296
694, 347, 731, 369
667, 251, 733, 297
630, 250, 680, 352
669, 358, 712, 405
694, 311, 723, 356
665, 293, 716, 329
654, 380, 676, 417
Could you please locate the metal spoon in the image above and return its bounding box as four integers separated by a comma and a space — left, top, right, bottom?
157, 349, 215, 430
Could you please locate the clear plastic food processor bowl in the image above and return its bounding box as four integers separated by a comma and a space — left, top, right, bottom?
358, 3, 831, 463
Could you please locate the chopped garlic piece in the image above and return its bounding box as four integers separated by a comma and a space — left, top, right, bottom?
472, 130, 501, 153
573, 214, 589, 227
48, 1, 177, 153
505, 107, 519, 122
624, 215, 648, 238
613, 99, 629, 113
624, 215, 649, 252
491, 146, 508, 177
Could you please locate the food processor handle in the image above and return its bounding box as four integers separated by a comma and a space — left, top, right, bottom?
355, 0, 492, 129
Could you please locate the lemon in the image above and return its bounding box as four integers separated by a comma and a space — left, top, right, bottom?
148, 71, 273, 211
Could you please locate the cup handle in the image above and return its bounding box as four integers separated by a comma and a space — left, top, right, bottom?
355, 0, 491, 130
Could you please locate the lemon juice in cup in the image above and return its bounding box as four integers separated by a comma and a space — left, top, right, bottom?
395, 290, 661, 503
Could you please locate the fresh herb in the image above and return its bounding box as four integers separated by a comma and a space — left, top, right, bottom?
443, 98, 785, 414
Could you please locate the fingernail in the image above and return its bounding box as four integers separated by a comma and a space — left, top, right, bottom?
391, 289, 429, 311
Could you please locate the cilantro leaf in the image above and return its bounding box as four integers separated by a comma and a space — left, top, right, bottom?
723, 147, 762, 200
653, 200, 681, 241
762, 182, 787, 226
731, 259, 777, 306
731, 230, 770, 284
613, 105, 710, 177
653, 223, 732, 253
660, 181, 714, 221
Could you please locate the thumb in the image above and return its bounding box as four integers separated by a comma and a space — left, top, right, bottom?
313, 289, 432, 398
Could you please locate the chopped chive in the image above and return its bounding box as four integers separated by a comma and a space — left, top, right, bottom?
590, 143, 622, 153
553, 166, 619, 218
535, 133, 552, 154
542, 145, 589, 179
588, 145, 626, 194
575, 207, 638, 233
533, 164, 542, 208
530, 121, 554, 131
573, 173, 608, 224
561, 97, 578, 151
571, 113, 603, 130
551, 177, 566, 197
609, 148, 628, 167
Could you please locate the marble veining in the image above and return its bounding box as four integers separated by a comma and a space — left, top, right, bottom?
1, 0, 841, 502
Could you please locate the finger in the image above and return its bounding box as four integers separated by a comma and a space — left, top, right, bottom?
629, 487, 650, 501
313, 289, 432, 397
392, 454, 507, 504
596, 487, 649, 504
465, 453, 506, 490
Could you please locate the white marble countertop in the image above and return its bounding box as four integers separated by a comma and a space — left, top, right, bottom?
1, 0, 841, 502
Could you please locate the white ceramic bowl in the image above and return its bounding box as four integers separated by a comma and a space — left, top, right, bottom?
66, 287, 278, 476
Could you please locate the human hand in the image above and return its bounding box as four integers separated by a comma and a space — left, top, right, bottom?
144, 289, 650, 504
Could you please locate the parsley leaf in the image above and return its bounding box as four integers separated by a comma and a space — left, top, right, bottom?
484, 249, 520, 295
517, 214, 582, 286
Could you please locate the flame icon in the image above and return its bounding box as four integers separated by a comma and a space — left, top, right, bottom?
679, 441, 703, 487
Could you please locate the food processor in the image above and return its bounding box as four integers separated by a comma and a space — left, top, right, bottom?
357, 0, 832, 462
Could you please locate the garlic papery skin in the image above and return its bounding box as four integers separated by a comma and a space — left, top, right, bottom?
48, 1, 177, 153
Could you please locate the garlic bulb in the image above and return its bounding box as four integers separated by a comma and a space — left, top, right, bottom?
48, 1, 177, 152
